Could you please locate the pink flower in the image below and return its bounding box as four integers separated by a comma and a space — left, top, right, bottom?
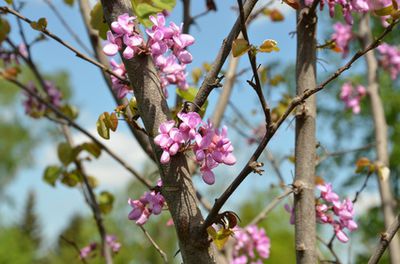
106, 235, 121, 253
340, 83, 366, 114
128, 180, 166, 225
377, 43, 400, 80
79, 243, 97, 259
110, 60, 131, 99
332, 22, 353, 57
232, 225, 271, 263
154, 120, 184, 164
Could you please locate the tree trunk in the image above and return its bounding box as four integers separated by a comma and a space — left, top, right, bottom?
294, 4, 318, 264
101, 1, 216, 263
359, 14, 400, 264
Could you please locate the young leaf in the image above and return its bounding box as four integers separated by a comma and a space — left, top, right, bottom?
96, 113, 110, 139
81, 142, 102, 158
58, 142, 73, 166
63, 0, 74, 6
374, 5, 395, 16
0, 18, 11, 44
232, 39, 250, 58
61, 170, 82, 187
98, 191, 115, 214
258, 39, 280, 53
90, 1, 108, 40
30, 18, 48, 31
43, 165, 62, 187
282, 0, 300, 10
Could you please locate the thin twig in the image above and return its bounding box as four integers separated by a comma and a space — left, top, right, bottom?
43, 0, 93, 55
249, 187, 293, 225
0, 6, 128, 84
238, 0, 271, 125
60, 235, 88, 264
0, 73, 152, 189
139, 226, 168, 263
368, 213, 400, 264
317, 235, 342, 264
201, 18, 399, 230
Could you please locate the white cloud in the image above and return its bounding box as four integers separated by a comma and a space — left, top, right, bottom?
41, 127, 148, 189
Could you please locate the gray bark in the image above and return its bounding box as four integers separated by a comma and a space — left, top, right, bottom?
101, 1, 216, 263
294, 5, 318, 264
359, 14, 400, 264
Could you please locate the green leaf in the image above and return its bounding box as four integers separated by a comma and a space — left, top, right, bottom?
60, 104, 79, 120
30, 18, 47, 31
96, 113, 110, 139
86, 175, 99, 189
4, 0, 13, 4
57, 142, 73, 166
207, 226, 234, 250
81, 142, 102, 158
232, 39, 251, 58
0, 19, 11, 44
374, 5, 394, 16
176, 87, 208, 116
63, 0, 74, 6
90, 1, 108, 40
61, 170, 82, 187
104, 112, 118, 132
131, 0, 176, 27
98, 191, 115, 214
43, 166, 62, 187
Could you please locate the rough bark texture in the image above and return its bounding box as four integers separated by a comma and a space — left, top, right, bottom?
78, 0, 154, 160
359, 14, 400, 264
101, 1, 216, 263
294, 6, 318, 264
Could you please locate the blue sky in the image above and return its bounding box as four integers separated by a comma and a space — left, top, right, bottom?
0, 0, 378, 256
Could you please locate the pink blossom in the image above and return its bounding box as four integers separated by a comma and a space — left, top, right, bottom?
23, 81, 62, 117
332, 22, 353, 57
340, 83, 367, 114
232, 225, 271, 263
154, 120, 184, 164
79, 243, 97, 259
106, 235, 122, 253
128, 180, 165, 225
377, 43, 400, 80
110, 59, 131, 99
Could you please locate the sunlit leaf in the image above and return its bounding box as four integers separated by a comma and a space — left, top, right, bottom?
63, 0, 74, 6
191, 68, 202, 85
81, 142, 102, 158
0, 18, 11, 44
207, 226, 234, 250
176, 87, 208, 117
90, 1, 108, 40
109, 112, 118, 132
132, 0, 176, 27
58, 142, 73, 166
43, 165, 62, 187
61, 170, 82, 187
258, 39, 280, 53
30, 18, 47, 31
98, 191, 115, 214
86, 175, 99, 188
96, 113, 110, 139
374, 5, 395, 16
232, 39, 250, 58
60, 104, 79, 120
282, 0, 300, 10
4, 0, 13, 4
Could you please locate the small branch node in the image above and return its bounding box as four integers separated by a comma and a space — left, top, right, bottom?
249, 161, 264, 175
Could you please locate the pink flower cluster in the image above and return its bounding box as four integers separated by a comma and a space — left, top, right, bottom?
146, 13, 194, 94
331, 22, 353, 57
154, 112, 236, 185
23, 80, 62, 117
0, 44, 27, 65
305, 0, 399, 25
79, 234, 121, 260
110, 59, 131, 99
285, 183, 357, 243
103, 13, 194, 97
316, 183, 358, 243
232, 225, 271, 264
340, 82, 366, 114
377, 43, 400, 80
128, 180, 165, 225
